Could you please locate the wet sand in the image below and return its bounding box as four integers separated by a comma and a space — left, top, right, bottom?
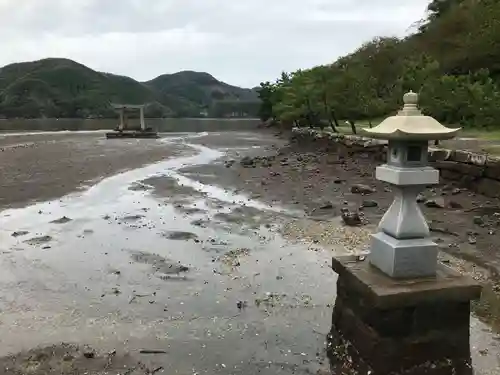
0, 130, 498, 374
0, 131, 192, 210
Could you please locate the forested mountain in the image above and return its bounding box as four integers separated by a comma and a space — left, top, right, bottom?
258, 0, 500, 132
0, 58, 259, 118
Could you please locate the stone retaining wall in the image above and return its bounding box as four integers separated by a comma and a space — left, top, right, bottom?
291, 128, 500, 198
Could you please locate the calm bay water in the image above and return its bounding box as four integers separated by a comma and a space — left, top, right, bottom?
0, 118, 260, 132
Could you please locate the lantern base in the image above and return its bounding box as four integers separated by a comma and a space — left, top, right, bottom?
330, 254, 481, 375
369, 232, 437, 279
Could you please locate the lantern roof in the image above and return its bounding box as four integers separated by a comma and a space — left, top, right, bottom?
362, 91, 460, 140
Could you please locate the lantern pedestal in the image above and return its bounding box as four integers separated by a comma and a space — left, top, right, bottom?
329, 255, 481, 375
370, 232, 437, 278
370, 163, 441, 278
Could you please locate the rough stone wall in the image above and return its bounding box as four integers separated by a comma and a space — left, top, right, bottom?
330, 275, 473, 375
291, 128, 500, 198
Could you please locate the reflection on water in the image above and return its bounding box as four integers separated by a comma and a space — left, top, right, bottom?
0, 118, 260, 132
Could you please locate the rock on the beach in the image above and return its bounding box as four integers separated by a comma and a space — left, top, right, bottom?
162, 231, 198, 241
340, 208, 363, 226
224, 160, 235, 168
350, 184, 376, 195
424, 198, 446, 208
240, 156, 255, 167
11, 230, 29, 237
50, 216, 72, 224
319, 201, 334, 210
473, 216, 485, 226
361, 200, 378, 208
23, 235, 53, 246
448, 200, 463, 209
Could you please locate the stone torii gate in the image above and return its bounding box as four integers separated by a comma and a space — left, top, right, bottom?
112, 103, 146, 131
106, 103, 158, 138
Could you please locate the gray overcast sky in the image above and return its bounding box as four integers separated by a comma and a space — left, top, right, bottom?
0, 0, 430, 87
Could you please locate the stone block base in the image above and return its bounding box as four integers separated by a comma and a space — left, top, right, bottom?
329, 255, 482, 375
369, 232, 437, 278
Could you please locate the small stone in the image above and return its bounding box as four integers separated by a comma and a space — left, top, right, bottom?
451, 188, 461, 195
11, 230, 29, 237
340, 208, 362, 226
350, 184, 376, 195
191, 219, 205, 227
361, 200, 378, 208
240, 156, 255, 167
23, 235, 53, 246
83, 348, 95, 359
448, 200, 463, 209
50, 216, 72, 224
162, 231, 198, 241
319, 202, 334, 210
468, 236, 477, 245
224, 160, 235, 168
416, 194, 426, 203
424, 198, 446, 208
479, 349, 488, 356
473, 216, 484, 226
333, 178, 344, 184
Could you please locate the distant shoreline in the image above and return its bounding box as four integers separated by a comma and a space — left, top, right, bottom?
0, 117, 261, 121
0, 117, 261, 132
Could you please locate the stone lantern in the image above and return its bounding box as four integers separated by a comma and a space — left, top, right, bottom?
329, 91, 481, 375
363, 90, 460, 278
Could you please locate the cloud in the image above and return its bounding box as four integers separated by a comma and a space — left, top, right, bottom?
0, 0, 430, 87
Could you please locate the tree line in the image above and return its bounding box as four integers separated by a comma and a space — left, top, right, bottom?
257, 0, 500, 133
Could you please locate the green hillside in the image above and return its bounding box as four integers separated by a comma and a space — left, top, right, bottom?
145, 71, 259, 118
258, 0, 500, 132
0, 58, 259, 119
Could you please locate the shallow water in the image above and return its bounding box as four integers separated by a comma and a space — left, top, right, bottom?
0, 131, 498, 374
0, 118, 260, 132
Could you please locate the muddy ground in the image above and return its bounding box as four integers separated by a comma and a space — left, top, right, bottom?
185, 132, 500, 327
0, 131, 191, 210
0, 130, 498, 374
